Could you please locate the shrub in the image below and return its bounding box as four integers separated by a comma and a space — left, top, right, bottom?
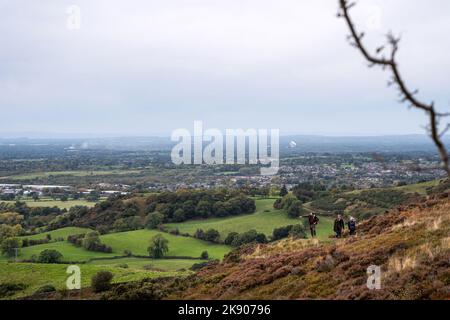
125, 216, 143, 230
255, 233, 268, 243
289, 224, 307, 239
194, 229, 205, 240
0, 224, 22, 242
147, 234, 169, 259
273, 198, 283, 209
82, 232, 112, 253
200, 250, 209, 259
82, 231, 100, 250
0, 283, 27, 298
173, 209, 186, 222
97, 225, 109, 235
145, 212, 164, 229
224, 232, 239, 245
0, 237, 21, 258
292, 183, 317, 202
204, 229, 220, 243
34, 285, 56, 294
113, 218, 128, 232
272, 224, 307, 240
22, 238, 50, 247
280, 194, 298, 210
196, 200, 212, 218
272, 225, 293, 240
123, 249, 132, 257
67, 233, 85, 246
37, 249, 63, 263
287, 200, 302, 218
91, 271, 114, 292
231, 230, 266, 247
88, 242, 112, 253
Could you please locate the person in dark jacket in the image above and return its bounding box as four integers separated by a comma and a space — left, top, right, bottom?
302, 212, 319, 237
333, 214, 345, 238
347, 217, 356, 236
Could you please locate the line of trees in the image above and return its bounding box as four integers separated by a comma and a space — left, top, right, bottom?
68, 231, 112, 253
144, 190, 256, 224
273, 194, 302, 218
224, 230, 267, 247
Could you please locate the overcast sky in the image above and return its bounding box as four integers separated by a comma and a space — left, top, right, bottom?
1, 0, 450, 137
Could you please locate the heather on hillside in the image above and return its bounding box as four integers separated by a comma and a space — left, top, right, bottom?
99, 194, 450, 300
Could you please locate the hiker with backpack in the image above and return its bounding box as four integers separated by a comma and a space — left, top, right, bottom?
347, 216, 357, 236
333, 214, 345, 238
302, 212, 320, 238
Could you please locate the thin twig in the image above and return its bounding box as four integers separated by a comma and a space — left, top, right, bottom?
338, 0, 450, 176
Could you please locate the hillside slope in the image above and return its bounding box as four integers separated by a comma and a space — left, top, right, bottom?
101, 193, 449, 300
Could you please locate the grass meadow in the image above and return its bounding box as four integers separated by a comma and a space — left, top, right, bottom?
1, 227, 231, 263
100, 229, 231, 260
0, 262, 188, 299
165, 198, 334, 241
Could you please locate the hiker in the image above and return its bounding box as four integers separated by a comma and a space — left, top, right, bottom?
302, 212, 319, 237
348, 216, 357, 236
333, 214, 345, 238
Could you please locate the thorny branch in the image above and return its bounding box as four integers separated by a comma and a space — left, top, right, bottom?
338, 0, 450, 176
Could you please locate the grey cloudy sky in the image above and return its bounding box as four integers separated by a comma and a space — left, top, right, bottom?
1, 0, 450, 137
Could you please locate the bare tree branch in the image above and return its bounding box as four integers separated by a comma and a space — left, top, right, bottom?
439, 123, 450, 138
338, 0, 450, 176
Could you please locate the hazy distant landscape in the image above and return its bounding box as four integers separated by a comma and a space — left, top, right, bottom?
2, 134, 449, 152
0, 135, 448, 299
1, 0, 449, 304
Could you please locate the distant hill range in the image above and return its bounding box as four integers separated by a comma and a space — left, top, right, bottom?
0, 134, 449, 153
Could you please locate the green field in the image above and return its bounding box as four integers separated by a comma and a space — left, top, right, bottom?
1, 198, 98, 209
19, 227, 92, 241
165, 198, 334, 241
2, 170, 142, 180
88, 257, 205, 271
0, 198, 338, 299
100, 229, 231, 260
0, 241, 117, 262
0, 262, 187, 299
1, 227, 231, 263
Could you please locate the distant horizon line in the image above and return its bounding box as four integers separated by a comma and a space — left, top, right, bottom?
0, 132, 448, 140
